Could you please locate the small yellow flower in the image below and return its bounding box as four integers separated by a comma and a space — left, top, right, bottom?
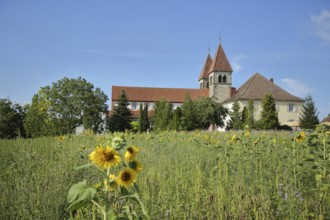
295, 132, 306, 143
108, 174, 118, 191
89, 145, 121, 169
95, 183, 101, 189
129, 160, 143, 173
244, 131, 250, 137
125, 146, 139, 161
57, 136, 65, 141
230, 134, 238, 143
117, 168, 137, 188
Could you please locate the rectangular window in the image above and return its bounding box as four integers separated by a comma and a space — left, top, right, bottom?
288, 104, 295, 112
131, 102, 137, 110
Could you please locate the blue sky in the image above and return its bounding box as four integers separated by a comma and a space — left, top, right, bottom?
1, 0, 330, 119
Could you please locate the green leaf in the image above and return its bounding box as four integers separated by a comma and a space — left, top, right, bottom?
74, 163, 93, 170
107, 209, 118, 220
67, 180, 97, 211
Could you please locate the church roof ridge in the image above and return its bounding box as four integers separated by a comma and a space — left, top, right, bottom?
223, 72, 303, 103
198, 53, 213, 80
208, 44, 233, 74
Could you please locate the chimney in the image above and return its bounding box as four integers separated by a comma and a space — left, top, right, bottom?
270, 78, 274, 83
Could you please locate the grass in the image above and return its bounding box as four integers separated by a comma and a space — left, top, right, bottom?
0, 130, 329, 219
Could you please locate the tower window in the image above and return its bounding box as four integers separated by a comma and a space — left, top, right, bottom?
218, 75, 222, 83
206, 82, 209, 88
223, 75, 227, 83
210, 76, 213, 84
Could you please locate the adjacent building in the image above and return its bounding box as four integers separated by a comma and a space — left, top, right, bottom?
111, 43, 304, 130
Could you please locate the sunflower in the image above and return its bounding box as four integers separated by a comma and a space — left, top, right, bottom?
295, 132, 305, 143
128, 160, 143, 173
125, 146, 139, 161
117, 168, 137, 188
89, 145, 121, 169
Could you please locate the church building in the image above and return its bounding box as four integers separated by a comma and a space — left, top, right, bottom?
111, 43, 304, 130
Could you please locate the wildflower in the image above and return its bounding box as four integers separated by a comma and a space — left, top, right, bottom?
89, 145, 121, 169
128, 160, 143, 173
108, 174, 118, 190
95, 183, 101, 189
295, 132, 305, 143
125, 146, 139, 161
244, 130, 250, 137
57, 136, 65, 141
117, 168, 137, 188
230, 134, 238, 143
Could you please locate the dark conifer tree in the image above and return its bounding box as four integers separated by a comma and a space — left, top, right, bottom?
299, 95, 319, 129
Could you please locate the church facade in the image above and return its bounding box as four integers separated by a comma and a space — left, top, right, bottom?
111, 43, 304, 129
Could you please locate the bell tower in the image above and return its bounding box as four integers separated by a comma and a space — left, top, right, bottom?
208, 43, 233, 103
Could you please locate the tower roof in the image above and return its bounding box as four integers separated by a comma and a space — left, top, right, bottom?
198, 53, 213, 80
223, 73, 304, 103
208, 44, 233, 73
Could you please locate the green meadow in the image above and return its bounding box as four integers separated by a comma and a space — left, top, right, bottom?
1, 129, 329, 219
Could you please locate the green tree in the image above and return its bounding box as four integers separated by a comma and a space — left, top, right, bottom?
259, 94, 279, 130
299, 95, 319, 129
195, 96, 228, 130
227, 100, 242, 130
181, 93, 198, 131
246, 99, 255, 129
24, 77, 108, 136
170, 107, 182, 131
241, 106, 248, 128
0, 98, 26, 139
107, 90, 132, 132
151, 99, 173, 131
137, 103, 150, 133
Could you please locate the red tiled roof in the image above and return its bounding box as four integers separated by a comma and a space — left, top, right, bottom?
198, 54, 213, 80
208, 44, 233, 73
223, 73, 304, 103
112, 86, 208, 103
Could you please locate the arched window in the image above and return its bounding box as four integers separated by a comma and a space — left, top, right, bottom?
223, 75, 227, 83
218, 75, 222, 83
206, 82, 209, 88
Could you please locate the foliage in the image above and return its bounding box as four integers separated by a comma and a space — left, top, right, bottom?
241, 106, 248, 127
138, 104, 150, 133
170, 107, 182, 131
300, 95, 319, 129
195, 96, 228, 130
67, 134, 149, 219
181, 93, 198, 131
227, 100, 242, 130
151, 99, 173, 131
258, 94, 279, 129
1, 130, 329, 219
0, 98, 26, 139
246, 99, 255, 129
107, 90, 132, 132
24, 77, 108, 137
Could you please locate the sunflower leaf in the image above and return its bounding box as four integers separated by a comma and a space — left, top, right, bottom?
67, 180, 97, 211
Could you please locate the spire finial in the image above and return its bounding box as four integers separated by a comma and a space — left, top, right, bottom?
219, 30, 222, 44
208, 43, 210, 55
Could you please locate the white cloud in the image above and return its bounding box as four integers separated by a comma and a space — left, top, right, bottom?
310, 10, 330, 43
281, 78, 313, 97
232, 54, 244, 72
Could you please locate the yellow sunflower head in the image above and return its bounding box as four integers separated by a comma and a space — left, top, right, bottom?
125, 146, 139, 161
117, 168, 137, 188
295, 132, 306, 143
89, 145, 121, 169
128, 160, 143, 173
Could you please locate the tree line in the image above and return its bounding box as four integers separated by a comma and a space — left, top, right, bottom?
0, 77, 323, 139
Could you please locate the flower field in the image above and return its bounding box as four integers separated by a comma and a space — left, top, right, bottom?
0, 128, 329, 219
